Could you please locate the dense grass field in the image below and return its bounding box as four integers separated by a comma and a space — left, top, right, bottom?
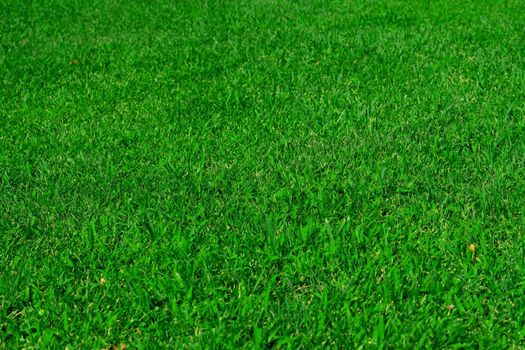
2, 0, 525, 348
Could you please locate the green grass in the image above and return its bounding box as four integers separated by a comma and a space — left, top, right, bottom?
2, 0, 525, 348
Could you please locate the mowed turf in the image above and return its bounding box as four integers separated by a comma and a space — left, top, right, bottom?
1, 0, 525, 348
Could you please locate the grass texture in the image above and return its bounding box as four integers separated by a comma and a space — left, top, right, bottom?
2, 0, 525, 348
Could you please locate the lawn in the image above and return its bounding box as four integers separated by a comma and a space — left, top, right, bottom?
1, 0, 525, 348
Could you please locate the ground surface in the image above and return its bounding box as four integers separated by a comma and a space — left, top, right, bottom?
1, 0, 525, 348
